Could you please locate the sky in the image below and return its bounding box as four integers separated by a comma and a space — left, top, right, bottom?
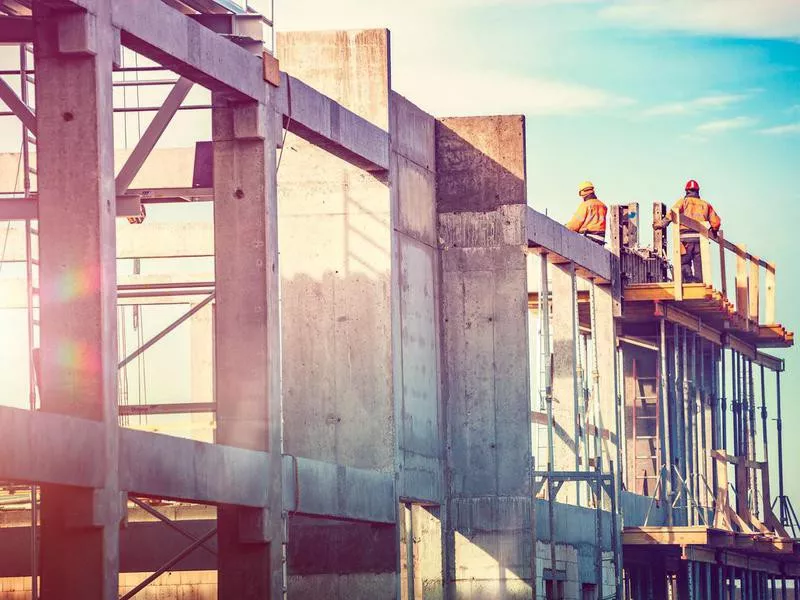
0, 0, 798, 515
275, 0, 800, 509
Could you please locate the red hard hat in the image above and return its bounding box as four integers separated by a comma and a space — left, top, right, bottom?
685, 179, 700, 192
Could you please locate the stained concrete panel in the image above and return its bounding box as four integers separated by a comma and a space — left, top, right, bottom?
277, 29, 397, 599
436, 116, 526, 213
390, 92, 435, 172
397, 236, 441, 501
277, 29, 390, 130
389, 89, 443, 505
394, 153, 437, 247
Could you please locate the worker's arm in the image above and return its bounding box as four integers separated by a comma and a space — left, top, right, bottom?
707, 203, 721, 232
566, 203, 587, 232
653, 199, 682, 229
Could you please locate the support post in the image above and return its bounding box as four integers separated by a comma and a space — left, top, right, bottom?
776, 371, 786, 525
700, 236, 712, 285
212, 91, 283, 598
551, 262, 580, 503
672, 217, 683, 301
736, 245, 749, 321
34, 4, 121, 598
659, 319, 673, 526
765, 264, 776, 324
749, 259, 760, 323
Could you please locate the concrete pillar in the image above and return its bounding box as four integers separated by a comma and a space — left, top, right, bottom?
390, 92, 443, 507
551, 264, 579, 503
34, 5, 121, 598
212, 89, 283, 598
593, 284, 619, 478
413, 505, 444, 599
277, 30, 398, 598
437, 115, 533, 598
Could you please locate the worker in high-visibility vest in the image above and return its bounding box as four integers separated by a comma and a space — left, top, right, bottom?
655, 179, 722, 283
566, 181, 607, 245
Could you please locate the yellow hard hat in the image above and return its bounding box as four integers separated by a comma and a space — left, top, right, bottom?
579, 181, 595, 194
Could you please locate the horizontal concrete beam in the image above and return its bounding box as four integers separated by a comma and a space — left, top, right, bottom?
526, 207, 615, 284
119, 429, 270, 507
278, 73, 389, 173
111, 0, 266, 103
283, 456, 396, 524
0, 407, 395, 522
0, 17, 33, 44
0, 406, 105, 488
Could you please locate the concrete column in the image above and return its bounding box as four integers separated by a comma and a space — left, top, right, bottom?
277, 30, 398, 598
437, 115, 533, 598
551, 264, 579, 503
593, 284, 619, 477
390, 92, 443, 507
212, 89, 283, 598
34, 5, 121, 598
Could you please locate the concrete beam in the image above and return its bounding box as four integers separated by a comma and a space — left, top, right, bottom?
0, 406, 104, 488
0, 404, 398, 523
110, 0, 265, 103
282, 456, 396, 524
119, 429, 270, 507
527, 207, 617, 284
278, 73, 389, 173
0, 16, 33, 43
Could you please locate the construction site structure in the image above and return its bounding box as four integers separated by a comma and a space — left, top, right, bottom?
0, 1, 797, 598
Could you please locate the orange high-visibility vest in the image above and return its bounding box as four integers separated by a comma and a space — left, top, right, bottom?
671, 196, 721, 234
566, 197, 607, 236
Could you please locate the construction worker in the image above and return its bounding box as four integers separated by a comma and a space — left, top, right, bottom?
566, 181, 607, 245
655, 179, 721, 283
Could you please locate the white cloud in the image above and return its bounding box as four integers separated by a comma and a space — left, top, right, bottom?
760, 123, 800, 135
601, 0, 800, 40
393, 66, 634, 117
695, 116, 758, 134
644, 93, 747, 116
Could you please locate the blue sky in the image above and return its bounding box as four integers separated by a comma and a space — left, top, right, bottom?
278, 0, 800, 506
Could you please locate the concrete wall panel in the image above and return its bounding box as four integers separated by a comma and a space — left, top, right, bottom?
437, 114, 533, 596
277, 29, 390, 130
277, 29, 398, 598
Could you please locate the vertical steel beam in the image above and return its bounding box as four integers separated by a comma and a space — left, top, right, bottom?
776, 371, 786, 525
680, 326, 690, 524
721, 348, 727, 452
760, 365, 768, 463
34, 5, 121, 599
659, 319, 673, 526
212, 89, 283, 599
748, 360, 757, 516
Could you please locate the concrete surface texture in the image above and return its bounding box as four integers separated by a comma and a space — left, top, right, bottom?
437, 115, 535, 597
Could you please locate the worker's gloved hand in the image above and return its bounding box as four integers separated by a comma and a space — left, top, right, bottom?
709, 229, 719, 239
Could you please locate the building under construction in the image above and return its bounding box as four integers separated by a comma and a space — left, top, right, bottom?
0, 1, 798, 598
